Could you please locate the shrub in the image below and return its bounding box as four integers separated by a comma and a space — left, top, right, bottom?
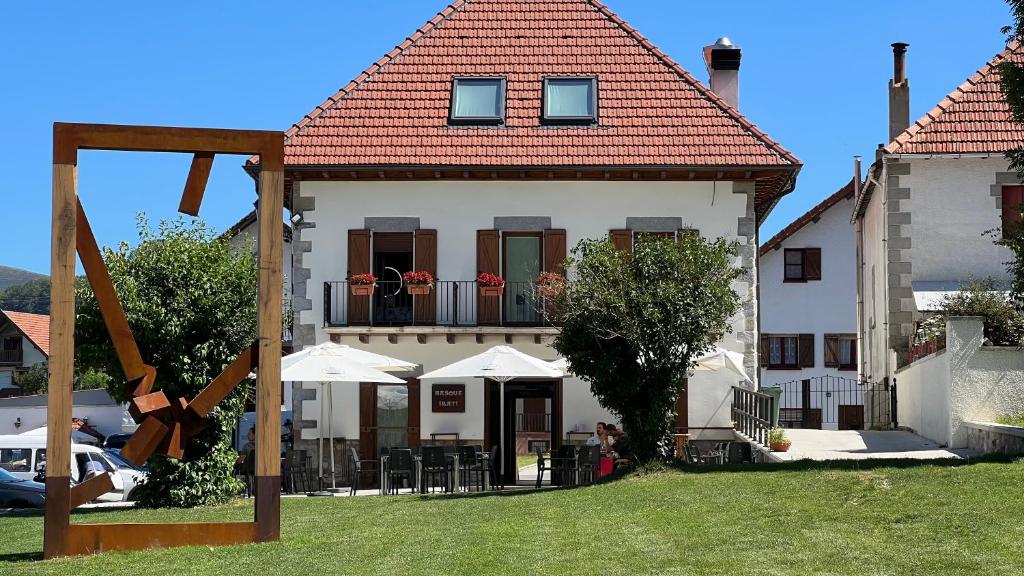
920, 278, 1024, 346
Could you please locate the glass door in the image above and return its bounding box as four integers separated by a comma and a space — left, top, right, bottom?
503, 233, 541, 324
376, 384, 409, 452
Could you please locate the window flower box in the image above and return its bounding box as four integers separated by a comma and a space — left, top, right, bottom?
477, 273, 505, 297
349, 273, 377, 296
404, 271, 434, 295
536, 271, 565, 298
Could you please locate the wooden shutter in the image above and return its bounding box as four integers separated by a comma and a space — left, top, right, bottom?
1003, 186, 1024, 238
347, 230, 371, 325
543, 229, 567, 275
413, 229, 437, 324
609, 229, 632, 254
406, 378, 421, 449
759, 334, 769, 367
824, 335, 840, 368
799, 334, 815, 368
674, 379, 688, 433
804, 248, 822, 281
358, 382, 377, 460
477, 230, 500, 326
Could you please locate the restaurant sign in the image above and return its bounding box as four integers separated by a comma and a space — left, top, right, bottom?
432, 384, 465, 413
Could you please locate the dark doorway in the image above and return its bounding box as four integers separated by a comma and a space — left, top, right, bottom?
838, 405, 865, 431
485, 379, 561, 485
372, 233, 413, 325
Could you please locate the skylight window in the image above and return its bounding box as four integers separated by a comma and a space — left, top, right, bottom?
449, 77, 505, 125
543, 77, 597, 124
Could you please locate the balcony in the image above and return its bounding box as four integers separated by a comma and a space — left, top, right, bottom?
323, 280, 557, 328
0, 349, 23, 365
516, 412, 552, 433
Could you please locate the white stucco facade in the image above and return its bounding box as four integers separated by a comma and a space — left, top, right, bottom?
289, 178, 760, 450
760, 192, 860, 429
0, 318, 47, 391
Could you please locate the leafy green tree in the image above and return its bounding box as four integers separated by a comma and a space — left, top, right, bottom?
13, 363, 48, 396
0, 278, 51, 314
552, 234, 743, 461
76, 216, 258, 507
998, 1, 1024, 307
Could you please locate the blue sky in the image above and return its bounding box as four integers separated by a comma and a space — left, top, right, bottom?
0, 0, 1013, 275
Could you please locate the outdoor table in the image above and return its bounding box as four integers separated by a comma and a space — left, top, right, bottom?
379, 453, 461, 495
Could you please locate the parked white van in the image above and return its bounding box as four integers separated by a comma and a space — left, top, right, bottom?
0, 434, 125, 502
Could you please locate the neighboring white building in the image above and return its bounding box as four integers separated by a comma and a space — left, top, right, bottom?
0, 310, 49, 393
855, 41, 1023, 398
246, 0, 801, 483
759, 180, 861, 429
0, 389, 129, 438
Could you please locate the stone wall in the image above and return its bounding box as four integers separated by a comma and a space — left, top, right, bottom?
964, 421, 1024, 455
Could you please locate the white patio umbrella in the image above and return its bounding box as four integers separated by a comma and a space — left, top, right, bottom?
691, 348, 750, 382
548, 357, 571, 375
279, 342, 415, 492
419, 346, 562, 478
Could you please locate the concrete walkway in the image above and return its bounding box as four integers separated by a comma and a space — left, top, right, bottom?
773, 429, 979, 461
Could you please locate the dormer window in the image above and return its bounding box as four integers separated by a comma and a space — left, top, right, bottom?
449, 77, 505, 125
543, 77, 597, 124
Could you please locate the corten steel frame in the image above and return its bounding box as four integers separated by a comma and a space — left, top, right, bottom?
45, 123, 284, 558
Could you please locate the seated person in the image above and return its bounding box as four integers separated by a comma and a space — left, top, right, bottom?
585, 422, 608, 449
607, 425, 632, 462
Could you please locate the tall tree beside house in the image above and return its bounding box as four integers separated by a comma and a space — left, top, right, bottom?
75, 216, 258, 508
1001, 0, 1024, 305
553, 235, 742, 462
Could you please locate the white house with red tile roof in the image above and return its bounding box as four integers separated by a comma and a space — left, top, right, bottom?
854, 41, 1024, 401
759, 181, 860, 430
249, 0, 800, 480
0, 310, 49, 392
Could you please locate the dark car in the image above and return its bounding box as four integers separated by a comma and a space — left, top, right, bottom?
103, 434, 133, 450
0, 466, 45, 508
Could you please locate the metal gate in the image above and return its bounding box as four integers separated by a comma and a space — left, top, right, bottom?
774, 376, 894, 430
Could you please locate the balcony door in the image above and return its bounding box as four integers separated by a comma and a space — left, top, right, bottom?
372, 233, 414, 325
503, 232, 541, 324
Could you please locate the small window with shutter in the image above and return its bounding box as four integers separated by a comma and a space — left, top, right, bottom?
1002, 186, 1024, 239
825, 334, 857, 371
783, 248, 822, 282
763, 334, 800, 369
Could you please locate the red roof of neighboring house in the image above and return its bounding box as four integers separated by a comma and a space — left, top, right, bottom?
0, 310, 49, 356
261, 0, 799, 201
759, 179, 856, 256
886, 41, 1024, 155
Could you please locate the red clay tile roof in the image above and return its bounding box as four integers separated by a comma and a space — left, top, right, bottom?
271, 0, 798, 171
760, 179, 855, 256
886, 41, 1024, 155
1, 310, 50, 357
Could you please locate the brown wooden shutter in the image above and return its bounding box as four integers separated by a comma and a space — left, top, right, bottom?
759, 334, 769, 367
358, 382, 377, 460
1003, 186, 1024, 238
674, 379, 688, 433
543, 229, 567, 275
799, 334, 815, 368
477, 230, 501, 326
824, 335, 839, 368
804, 248, 822, 281
347, 230, 371, 325
609, 229, 632, 254
413, 229, 437, 325
406, 378, 421, 449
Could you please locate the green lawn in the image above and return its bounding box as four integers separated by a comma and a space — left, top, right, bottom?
2, 457, 1023, 575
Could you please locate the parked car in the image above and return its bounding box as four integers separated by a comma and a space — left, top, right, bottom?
103, 448, 148, 501
0, 466, 45, 508
0, 434, 125, 503
103, 434, 133, 450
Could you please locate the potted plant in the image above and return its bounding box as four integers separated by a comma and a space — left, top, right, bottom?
477, 272, 505, 297
768, 427, 791, 453
349, 273, 377, 296
535, 271, 565, 298
403, 270, 434, 295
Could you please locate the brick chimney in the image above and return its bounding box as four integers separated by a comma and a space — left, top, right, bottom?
889, 42, 911, 143
704, 37, 741, 110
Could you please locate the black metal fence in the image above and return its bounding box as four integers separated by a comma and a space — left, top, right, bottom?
732, 386, 774, 446
773, 375, 894, 430
324, 280, 554, 327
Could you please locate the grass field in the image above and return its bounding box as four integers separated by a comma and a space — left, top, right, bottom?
2, 457, 1022, 576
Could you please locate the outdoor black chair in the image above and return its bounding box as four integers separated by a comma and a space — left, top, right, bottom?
388, 448, 415, 495
457, 445, 484, 491
577, 445, 601, 485
487, 444, 503, 490
727, 441, 753, 464
283, 450, 311, 494
683, 443, 701, 465
534, 445, 549, 489
551, 445, 578, 486
348, 446, 380, 496
237, 449, 256, 497
420, 446, 450, 493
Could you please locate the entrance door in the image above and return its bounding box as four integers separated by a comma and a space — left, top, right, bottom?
376, 384, 410, 452
503, 233, 542, 324
486, 380, 561, 485
838, 405, 865, 430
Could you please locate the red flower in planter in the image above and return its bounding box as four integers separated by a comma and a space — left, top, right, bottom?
403, 270, 435, 286
476, 273, 506, 287
535, 271, 565, 297
349, 273, 377, 286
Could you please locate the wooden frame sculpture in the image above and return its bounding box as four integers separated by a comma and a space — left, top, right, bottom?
45, 123, 284, 558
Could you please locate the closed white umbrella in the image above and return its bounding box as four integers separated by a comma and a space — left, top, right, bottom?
419, 346, 562, 480
691, 348, 750, 382
279, 343, 412, 493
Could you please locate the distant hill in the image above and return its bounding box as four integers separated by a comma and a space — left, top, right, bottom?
0, 266, 46, 292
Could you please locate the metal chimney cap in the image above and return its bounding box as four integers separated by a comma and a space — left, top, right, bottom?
891, 42, 910, 52
714, 37, 739, 49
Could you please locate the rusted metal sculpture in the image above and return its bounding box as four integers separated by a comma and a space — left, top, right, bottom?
45, 123, 284, 558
